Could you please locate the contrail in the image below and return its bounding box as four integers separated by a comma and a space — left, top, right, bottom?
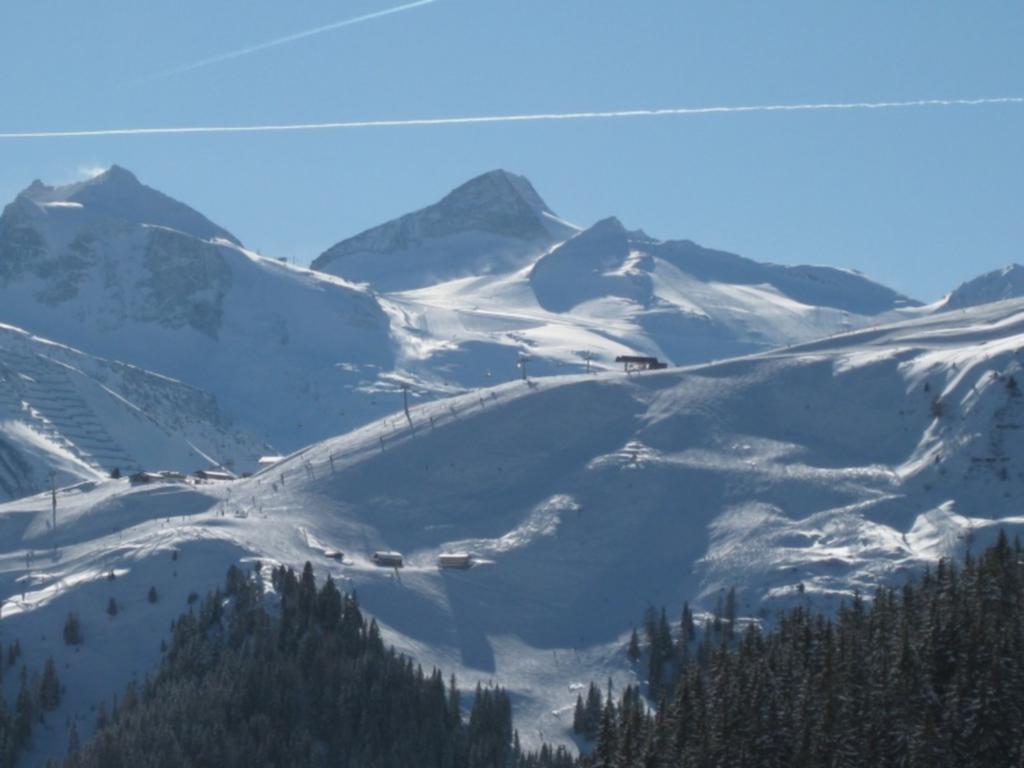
1, 97, 1021, 140
144, 0, 436, 80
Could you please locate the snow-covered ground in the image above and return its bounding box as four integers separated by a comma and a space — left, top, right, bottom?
381, 215, 916, 391
940, 263, 1024, 311
5, 297, 1024, 764
0, 322, 267, 501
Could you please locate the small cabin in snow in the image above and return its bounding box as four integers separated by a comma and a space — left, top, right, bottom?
372, 551, 404, 568
615, 355, 668, 372
129, 471, 162, 486
438, 552, 472, 569
194, 468, 235, 482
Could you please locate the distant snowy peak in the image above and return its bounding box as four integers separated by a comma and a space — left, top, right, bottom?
313, 170, 579, 291
529, 216, 654, 313
942, 264, 1024, 311
530, 217, 918, 316
14, 165, 240, 246
437, 168, 575, 239
325, 168, 577, 253
0, 166, 250, 338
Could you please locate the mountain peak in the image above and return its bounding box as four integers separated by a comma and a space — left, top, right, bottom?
312, 170, 578, 290
430, 169, 573, 239
15, 166, 240, 245
944, 263, 1024, 310
95, 163, 141, 186
20, 165, 142, 204
576, 216, 652, 243
590, 215, 624, 230
442, 169, 550, 215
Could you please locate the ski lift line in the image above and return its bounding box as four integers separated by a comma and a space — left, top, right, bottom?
1, 97, 1020, 140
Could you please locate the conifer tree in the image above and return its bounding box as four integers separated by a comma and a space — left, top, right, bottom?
39, 656, 61, 711
63, 612, 83, 645
12, 677, 31, 751
627, 628, 641, 662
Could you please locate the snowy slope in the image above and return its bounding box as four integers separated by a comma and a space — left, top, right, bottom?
380, 215, 919, 389
313, 169, 579, 292
0, 323, 268, 502
940, 263, 1024, 310
0, 168, 403, 462
4, 299, 1024, 763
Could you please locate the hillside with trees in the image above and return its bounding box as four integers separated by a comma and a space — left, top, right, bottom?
30, 533, 1024, 766
574, 533, 1024, 767
61, 563, 573, 768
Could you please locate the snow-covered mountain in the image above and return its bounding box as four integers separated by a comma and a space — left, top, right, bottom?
940, 263, 1024, 310
0, 167, 400, 465
9, 164, 240, 249
4, 298, 1024, 764
0, 322, 267, 501
313, 169, 579, 292
0, 165, 925, 493
378, 206, 918, 388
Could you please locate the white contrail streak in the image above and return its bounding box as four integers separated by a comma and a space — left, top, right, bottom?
145, 0, 436, 80
0, 97, 1020, 140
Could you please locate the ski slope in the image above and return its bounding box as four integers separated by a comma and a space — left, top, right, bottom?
4, 298, 1024, 764
0, 323, 267, 502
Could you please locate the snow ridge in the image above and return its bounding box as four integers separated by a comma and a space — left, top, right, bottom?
942, 263, 1024, 310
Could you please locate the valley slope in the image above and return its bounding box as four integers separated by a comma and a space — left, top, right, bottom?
3, 298, 1024, 763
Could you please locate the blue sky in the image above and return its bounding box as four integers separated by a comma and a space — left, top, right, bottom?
1, 1, 1021, 301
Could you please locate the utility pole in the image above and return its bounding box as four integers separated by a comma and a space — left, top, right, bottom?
50, 472, 57, 551
23, 550, 32, 601
401, 383, 416, 431
517, 354, 531, 381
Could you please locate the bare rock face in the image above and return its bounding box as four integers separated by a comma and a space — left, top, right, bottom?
137, 228, 232, 338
